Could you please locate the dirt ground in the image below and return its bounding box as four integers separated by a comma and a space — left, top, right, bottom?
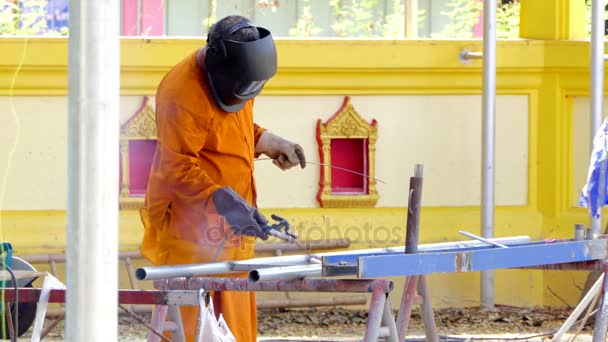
20, 305, 598, 341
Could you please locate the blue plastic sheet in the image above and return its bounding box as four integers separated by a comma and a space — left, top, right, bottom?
579, 118, 608, 218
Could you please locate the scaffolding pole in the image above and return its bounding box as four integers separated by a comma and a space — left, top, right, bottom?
589, 0, 606, 238
66, 0, 120, 341
481, 0, 497, 310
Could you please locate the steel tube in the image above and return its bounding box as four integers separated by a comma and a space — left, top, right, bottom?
589, 0, 606, 238
136, 262, 232, 281
364, 286, 387, 342
156, 277, 393, 294
136, 236, 531, 280
405, 165, 423, 254
480, 0, 497, 311
249, 264, 322, 282
66, 0, 120, 341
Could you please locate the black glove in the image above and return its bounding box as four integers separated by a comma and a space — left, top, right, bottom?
212, 187, 269, 240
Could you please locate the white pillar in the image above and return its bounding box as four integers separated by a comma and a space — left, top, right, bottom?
480, 0, 497, 310
66, 0, 120, 340
589, 0, 606, 237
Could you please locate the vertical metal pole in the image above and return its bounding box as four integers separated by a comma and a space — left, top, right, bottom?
480, 0, 497, 311
589, 0, 606, 238
592, 261, 608, 341
67, 0, 120, 341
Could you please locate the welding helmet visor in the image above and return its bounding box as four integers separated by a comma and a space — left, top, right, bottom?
205, 22, 277, 113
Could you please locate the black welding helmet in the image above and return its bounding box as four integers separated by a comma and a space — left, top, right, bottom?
205, 19, 278, 113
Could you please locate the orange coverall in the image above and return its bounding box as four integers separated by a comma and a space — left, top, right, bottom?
139, 50, 266, 342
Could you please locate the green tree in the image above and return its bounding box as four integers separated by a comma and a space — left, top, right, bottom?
0, 0, 67, 35
435, 0, 519, 39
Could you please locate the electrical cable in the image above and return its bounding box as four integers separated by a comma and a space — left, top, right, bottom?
0, 261, 18, 342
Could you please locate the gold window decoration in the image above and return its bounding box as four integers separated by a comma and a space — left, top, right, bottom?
316, 96, 379, 208
119, 96, 157, 210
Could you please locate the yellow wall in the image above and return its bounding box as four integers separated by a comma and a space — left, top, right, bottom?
0, 35, 605, 308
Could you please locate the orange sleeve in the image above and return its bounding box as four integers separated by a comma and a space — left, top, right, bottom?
253, 123, 266, 145
156, 102, 221, 204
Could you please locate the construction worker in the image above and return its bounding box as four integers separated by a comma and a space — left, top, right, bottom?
139, 15, 306, 342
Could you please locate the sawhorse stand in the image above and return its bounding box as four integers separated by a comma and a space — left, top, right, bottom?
152, 277, 399, 342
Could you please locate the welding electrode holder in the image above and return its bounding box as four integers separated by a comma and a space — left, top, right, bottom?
263, 214, 298, 243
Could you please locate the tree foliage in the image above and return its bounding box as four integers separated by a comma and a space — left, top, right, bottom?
0, 0, 67, 35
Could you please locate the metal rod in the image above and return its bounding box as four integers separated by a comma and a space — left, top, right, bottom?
156, 277, 394, 294
381, 296, 399, 342
552, 272, 604, 341
458, 230, 508, 248
67, 0, 120, 340
249, 264, 322, 282
481, 0, 497, 311
136, 236, 531, 280
405, 164, 423, 254
364, 286, 387, 342
593, 261, 608, 341
396, 275, 418, 340
417, 275, 438, 341
460, 50, 484, 62
589, 0, 606, 238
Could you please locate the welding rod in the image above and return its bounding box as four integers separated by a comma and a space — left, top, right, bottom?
458, 230, 509, 248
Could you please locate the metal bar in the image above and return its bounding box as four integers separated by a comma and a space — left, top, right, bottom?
138, 236, 532, 280
395, 275, 418, 340
459, 230, 508, 248
258, 295, 367, 309
481, 0, 498, 310
137, 261, 232, 280
363, 287, 386, 342
2, 288, 201, 306
405, 164, 423, 254
156, 278, 394, 294
249, 264, 322, 282
358, 239, 608, 278
460, 50, 483, 61
167, 305, 186, 342
382, 296, 399, 342
418, 275, 438, 341
593, 261, 608, 341
589, 0, 607, 238
148, 305, 168, 342
323, 236, 531, 268
67, 0, 120, 340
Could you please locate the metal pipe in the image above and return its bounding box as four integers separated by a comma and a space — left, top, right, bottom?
481, 0, 497, 311
136, 236, 531, 280
405, 164, 423, 254
156, 277, 394, 294
67, 0, 120, 341
249, 264, 322, 282
589, 0, 606, 238
135, 262, 232, 281
459, 50, 483, 63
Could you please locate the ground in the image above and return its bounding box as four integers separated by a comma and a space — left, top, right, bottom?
19, 305, 598, 341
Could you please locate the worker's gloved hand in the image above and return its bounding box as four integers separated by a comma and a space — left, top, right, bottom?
255, 131, 306, 170
212, 187, 269, 240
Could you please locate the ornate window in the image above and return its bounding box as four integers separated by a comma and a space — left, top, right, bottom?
120, 96, 157, 210
316, 96, 379, 208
